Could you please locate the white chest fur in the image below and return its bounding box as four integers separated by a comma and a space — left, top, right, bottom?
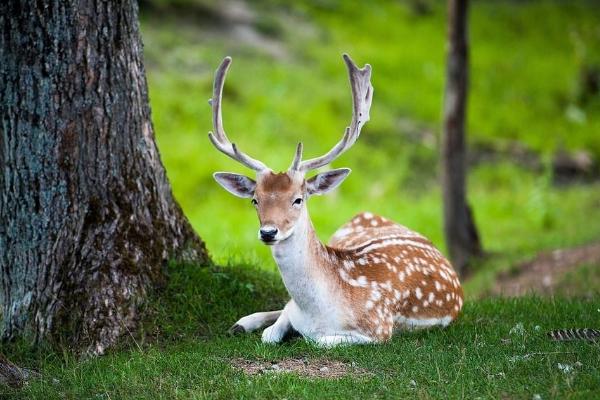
271, 215, 347, 335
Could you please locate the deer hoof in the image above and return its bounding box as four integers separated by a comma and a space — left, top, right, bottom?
228, 324, 246, 335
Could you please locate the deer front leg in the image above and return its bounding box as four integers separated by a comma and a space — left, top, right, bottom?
229, 310, 282, 334
261, 302, 294, 344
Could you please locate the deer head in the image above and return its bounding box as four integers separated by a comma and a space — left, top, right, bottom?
209, 55, 373, 245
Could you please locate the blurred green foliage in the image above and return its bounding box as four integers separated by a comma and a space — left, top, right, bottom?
140, 0, 600, 291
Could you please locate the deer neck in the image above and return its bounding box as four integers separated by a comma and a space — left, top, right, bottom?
270, 209, 332, 311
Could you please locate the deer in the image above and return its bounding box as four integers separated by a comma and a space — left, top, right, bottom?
208, 54, 464, 347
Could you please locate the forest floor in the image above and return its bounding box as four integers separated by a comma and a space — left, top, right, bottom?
2, 262, 600, 399
492, 241, 600, 298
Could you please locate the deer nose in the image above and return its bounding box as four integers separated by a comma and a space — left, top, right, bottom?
259, 226, 278, 241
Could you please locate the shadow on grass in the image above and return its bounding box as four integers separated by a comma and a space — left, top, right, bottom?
139, 262, 289, 344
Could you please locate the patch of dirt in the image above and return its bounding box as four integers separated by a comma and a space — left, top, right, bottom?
141, 0, 289, 60
469, 141, 543, 172
492, 242, 600, 297
230, 358, 370, 379
469, 142, 600, 185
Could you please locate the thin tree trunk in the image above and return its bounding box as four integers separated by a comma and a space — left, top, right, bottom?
441, 0, 482, 276
0, 1, 209, 355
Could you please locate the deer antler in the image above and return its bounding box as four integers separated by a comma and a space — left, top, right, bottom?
291, 54, 373, 172
208, 57, 269, 172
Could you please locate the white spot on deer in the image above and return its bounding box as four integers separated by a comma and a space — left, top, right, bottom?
357, 258, 367, 266
366, 300, 374, 310
358, 236, 431, 254
370, 290, 382, 301
349, 276, 368, 287
415, 287, 423, 299
454, 305, 459, 311
370, 219, 378, 226
428, 292, 435, 303
434, 281, 442, 291
412, 306, 419, 313
403, 289, 410, 299
423, 300, 429, 307
436, 300, 443, 306
398, 271, 406, 282
421, 280, 427, 286
339, 269, 349, 281
363, 212, 373, 219
458, 297, 463, 308
446, 293, 451, 301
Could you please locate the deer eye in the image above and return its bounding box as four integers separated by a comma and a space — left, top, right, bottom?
251, 198, 258, 206
293, 197, 303, 205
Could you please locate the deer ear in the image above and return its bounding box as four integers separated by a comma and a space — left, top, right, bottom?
213, 172, 256, 198
306, 168, 351, 196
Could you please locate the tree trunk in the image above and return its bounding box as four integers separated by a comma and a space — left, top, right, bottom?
0, 1, 209, 355
441, 0, 482, 276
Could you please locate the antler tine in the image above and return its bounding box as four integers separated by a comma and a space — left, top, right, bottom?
298, 54, 373, 172
289, 142, 304, 171
208, 57, 268, 172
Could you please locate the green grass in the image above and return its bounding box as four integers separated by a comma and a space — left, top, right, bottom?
3, 263, 600, 399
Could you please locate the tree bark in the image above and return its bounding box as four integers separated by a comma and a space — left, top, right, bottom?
0, 1, 209, 355
441, 0, 482, 276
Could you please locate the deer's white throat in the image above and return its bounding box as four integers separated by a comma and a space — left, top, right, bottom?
270, 209, 330, 314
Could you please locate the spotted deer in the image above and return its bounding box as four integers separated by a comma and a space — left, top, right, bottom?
208, 55, 464, 347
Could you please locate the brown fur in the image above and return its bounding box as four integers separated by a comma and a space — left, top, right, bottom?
325, 212, 464, 341
253, 171, 305, 233
258, 171, 295, 192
